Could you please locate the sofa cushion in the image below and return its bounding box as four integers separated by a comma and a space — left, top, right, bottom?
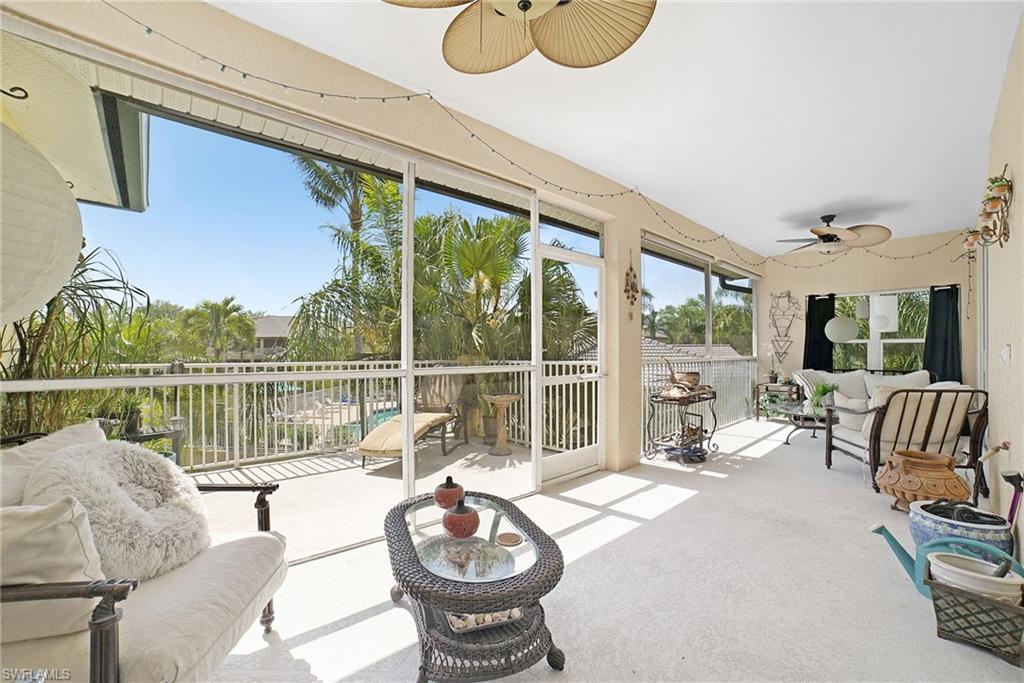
864, 370, 931, 407
0, 421, 105, 506
833, 392, 870, 430
0, 497, 105, 643
24, 441, 210, 582
0, 531, 287, 683
831, 424, 867, 451
794, 369, 868, 401
862, 387, 976, 457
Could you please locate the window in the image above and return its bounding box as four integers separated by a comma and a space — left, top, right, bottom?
832, 290, 928, 371
641, 248, 707, 354
712, 270, 754, 357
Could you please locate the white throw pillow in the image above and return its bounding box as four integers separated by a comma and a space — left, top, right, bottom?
833, 392, 870, 430
791, 370, 820, 399
816, 369, 868, 400
0, 420, 106, 506
24, 441, 210, 582
864, 370, 931, 407
1, 496, 105, 643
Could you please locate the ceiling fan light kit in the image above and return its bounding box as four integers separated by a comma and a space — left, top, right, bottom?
387, 0, 657, 73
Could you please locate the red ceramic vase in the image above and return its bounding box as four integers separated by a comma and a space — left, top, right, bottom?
434, 476, 464, 509
443, 498, 480, 539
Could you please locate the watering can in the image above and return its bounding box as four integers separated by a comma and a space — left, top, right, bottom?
870, 523, 1024, 598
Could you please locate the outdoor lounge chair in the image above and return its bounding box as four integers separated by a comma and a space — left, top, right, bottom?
359, 374, 469, 467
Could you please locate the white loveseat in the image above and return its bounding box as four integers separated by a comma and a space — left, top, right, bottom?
0, 426, 287, 683
791, 369, 988, 498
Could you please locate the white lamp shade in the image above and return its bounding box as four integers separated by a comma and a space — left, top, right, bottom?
870, 314, 891, 330
825, 316, 859, 343
1, 124, 82, 325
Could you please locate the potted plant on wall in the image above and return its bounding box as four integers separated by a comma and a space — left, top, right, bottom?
988, 175, 1013, 195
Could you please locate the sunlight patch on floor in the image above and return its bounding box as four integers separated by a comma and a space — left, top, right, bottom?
290, 609, 417, 680
554, 514, 641, 564
515, 495, 600, 535
609, 483, 698, 519
556, 472, 650, 506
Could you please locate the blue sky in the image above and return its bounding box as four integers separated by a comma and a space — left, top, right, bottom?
82, 115, 692, 315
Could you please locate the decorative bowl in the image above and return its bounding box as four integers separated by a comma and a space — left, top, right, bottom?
909, 500, 1014, 561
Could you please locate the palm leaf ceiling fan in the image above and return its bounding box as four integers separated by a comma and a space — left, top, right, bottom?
384, 0, 657, 74
777, 214, 893, 255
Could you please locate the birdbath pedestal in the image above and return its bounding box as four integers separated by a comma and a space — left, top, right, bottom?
481, 393, 521, 456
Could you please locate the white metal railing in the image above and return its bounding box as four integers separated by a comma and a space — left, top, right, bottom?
642, 357, 757, 451
4, 357, 755, 468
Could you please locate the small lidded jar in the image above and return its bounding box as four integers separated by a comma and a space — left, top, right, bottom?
443, 498, 480, 539
434, 476, 464, 509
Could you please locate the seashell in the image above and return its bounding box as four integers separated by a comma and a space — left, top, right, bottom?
483, 614, 493, 623
475, 614, 485, 625
510, 607, 522, 619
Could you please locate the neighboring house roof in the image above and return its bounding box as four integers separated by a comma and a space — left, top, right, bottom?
575, 337, 742, 362
254, 316, 293, 339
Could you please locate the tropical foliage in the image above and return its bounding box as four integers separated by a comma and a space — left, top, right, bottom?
832, 292, 928, 371
642, 286, 753, 356
287, 157, 597, 363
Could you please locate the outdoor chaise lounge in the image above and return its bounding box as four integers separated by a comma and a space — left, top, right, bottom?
359, 375, 469, 467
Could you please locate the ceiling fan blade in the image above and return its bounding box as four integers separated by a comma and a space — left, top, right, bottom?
384, 0, 473, 7
529, 0, 657, 68
810, 226, 858, 242
776, 238, 819, 244
443, 1, 535, 74
846, 224, 892, 247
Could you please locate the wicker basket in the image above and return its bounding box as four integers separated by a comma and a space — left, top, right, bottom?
924, 576, 1024, 666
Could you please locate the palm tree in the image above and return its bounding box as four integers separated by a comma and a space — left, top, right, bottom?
181, 296, 255, 361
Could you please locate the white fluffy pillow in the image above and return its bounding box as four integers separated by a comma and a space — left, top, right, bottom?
864, 370, 931, 407
1, 421, 106, 506
816, 369, 868, 400
833, 392, 870, 430
1, 496, 105, 643
23, 441, 210, 582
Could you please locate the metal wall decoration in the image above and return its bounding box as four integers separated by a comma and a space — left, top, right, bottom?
768, 290, 803, 363
964, 164, 1012, 250
624, 250, 640, 320
1, 86, 29, 100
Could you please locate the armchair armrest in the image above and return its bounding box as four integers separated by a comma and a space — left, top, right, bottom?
826, 405, 876, 416
196, 482, 279, 533
1, 579, 138, 683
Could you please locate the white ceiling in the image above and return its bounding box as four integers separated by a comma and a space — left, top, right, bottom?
215, 1, 1023, 255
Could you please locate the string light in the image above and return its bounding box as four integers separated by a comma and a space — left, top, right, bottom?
99, 0, 967, 272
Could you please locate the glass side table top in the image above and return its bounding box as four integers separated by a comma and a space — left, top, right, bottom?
405, 495, 538, 583
771, 401, 828, 418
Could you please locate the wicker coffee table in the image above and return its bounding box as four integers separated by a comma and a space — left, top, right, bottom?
385, 492, 565, 682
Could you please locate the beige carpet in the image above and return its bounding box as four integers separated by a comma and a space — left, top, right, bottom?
211, 419, 1019, 681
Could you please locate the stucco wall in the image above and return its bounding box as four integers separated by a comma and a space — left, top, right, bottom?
756, 230, 976, 384
985, 16, 1024, 527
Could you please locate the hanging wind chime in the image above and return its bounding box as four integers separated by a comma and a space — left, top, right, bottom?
624, 249, 640, 320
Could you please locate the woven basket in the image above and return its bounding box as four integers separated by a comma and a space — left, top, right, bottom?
924, 576, 1024, 666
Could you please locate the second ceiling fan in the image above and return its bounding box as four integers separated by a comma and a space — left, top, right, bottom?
777, 214, 892, 255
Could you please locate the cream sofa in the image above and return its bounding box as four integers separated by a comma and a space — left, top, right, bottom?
1, 429, 287, 683
791, 369, 988, 499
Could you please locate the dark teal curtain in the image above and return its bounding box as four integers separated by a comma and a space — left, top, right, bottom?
923, 285, 962, 382
802, 294, 835, 371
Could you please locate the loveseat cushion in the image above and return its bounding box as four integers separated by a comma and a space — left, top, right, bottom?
793, 369, 868, 401
0, 531, 287, 682
863, 370, 931, 407
0, 421, 105, 506
0, 497, 105, 643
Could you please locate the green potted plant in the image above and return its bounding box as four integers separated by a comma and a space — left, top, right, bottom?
988, 175, 1012, 195
983, 193, 1005, 212
809, 382, 839, 410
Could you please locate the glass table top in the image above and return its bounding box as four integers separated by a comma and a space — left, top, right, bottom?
771, 401, 828, 418
405, 495, 538, 583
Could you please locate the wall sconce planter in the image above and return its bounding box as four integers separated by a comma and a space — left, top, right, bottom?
963, 164, 1012, 250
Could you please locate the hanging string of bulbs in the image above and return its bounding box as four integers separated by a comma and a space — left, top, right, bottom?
102, 0, 970, 272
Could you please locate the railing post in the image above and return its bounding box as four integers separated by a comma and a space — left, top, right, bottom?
232, 383, 241, 469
